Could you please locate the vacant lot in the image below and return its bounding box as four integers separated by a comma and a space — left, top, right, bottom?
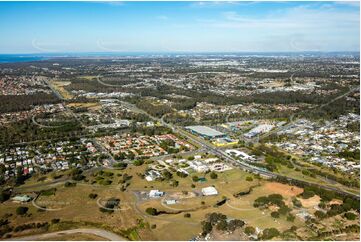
264, 182, 303, 197
299, 195, 321, 208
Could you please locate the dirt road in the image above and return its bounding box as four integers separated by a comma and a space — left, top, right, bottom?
8, 228, 127, 241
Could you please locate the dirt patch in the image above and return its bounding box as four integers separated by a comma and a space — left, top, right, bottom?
268, 205, 279, 212
67, 102, 99, 108
299, 195, 321, 208
209, 228, 249, 241
168, 191, 197, 200
264, 182, 303, 197
329, 199, 343, 206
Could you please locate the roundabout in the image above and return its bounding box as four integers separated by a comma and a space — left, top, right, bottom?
31, 112, 76, 129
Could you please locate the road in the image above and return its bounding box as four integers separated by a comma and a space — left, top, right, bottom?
44, 78, 117, 166
149, 148, 206, 161
8, 228, 127, 241
120, 100, 360, 199
131, 191, 199, 225
43, 78, 360, 199
44, 78, 65, 101
257, 85, 359, 141
97, 74, 123, 88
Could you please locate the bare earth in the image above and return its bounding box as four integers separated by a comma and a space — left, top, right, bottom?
299, 195, 321, 208
264, 182, 304, 197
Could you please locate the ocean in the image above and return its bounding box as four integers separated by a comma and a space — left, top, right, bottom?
0, 52, 358, 63
0, 55, 47, 63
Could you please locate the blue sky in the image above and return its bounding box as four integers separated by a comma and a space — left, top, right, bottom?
0, 1, 359, 53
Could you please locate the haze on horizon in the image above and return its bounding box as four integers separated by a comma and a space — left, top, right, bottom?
0, 1, 359, 54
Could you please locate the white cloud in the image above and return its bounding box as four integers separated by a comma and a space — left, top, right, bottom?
193, 4, 359, 51
199, 5, 359, 31
334, 1, 360, 7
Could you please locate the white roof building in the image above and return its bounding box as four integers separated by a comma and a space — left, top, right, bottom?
225, 149, 255, 161
201, 186, 218, 196
165, 199, 177, 205
149, 190, 165, 198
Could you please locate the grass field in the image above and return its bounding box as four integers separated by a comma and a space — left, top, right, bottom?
2, 183, 141, 237
5, 162, 358, 241
130, 166, 306, 240
49, 80, 73, 99
276, 164, 360, 195
273, 147, 360, 195
67, 102, 100, 109
78, 76, 97, 80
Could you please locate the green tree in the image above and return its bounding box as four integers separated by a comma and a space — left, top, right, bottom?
145, 207, 158, 216
216, 220, 228, 231
262, 228, 280, 240
202, 222, 213, 235
16, 206, 29, 215
88, 193, 98, 199
210, 172, 218, 179
287, 214, 295, 222
344, 212, 357, 220
271, 211, 280, 218
133, 159, 144, 166
244, 226, 255, 235
246, 176, 253, 182
314, 210, 327, 219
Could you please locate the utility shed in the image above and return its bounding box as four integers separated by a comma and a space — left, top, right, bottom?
165, 199, 177, 205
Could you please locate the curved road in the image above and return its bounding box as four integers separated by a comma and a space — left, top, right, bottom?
97, 74, 123, 88
8, 228, 127, 241
31, 114, 73, 129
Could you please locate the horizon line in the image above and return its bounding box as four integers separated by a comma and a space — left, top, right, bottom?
0, 50, 360, 55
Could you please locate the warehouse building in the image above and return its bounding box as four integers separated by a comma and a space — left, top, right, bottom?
185, 125, 226, 139
244, 124, 274, 138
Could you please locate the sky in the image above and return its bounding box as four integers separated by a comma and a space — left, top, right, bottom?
0, 1, 359, 53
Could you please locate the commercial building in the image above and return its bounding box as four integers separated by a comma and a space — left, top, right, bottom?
244, 124, 274, 138
185, 125, 226, 139
225, 149, 255, 162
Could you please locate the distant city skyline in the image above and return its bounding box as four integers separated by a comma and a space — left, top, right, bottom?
0, 1, 359, 54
